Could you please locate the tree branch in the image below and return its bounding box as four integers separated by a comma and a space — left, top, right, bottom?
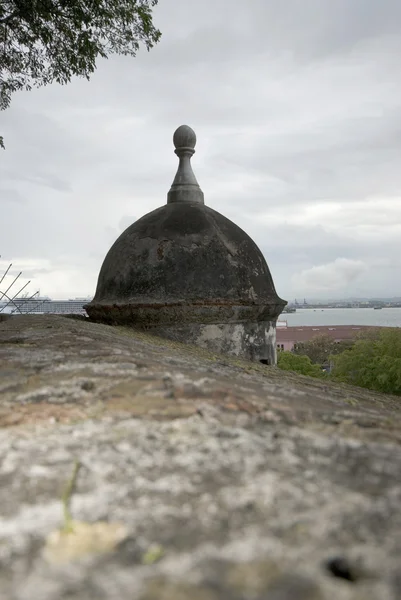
0, 10, 19, 25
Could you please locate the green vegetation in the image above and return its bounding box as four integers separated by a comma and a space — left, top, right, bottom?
293, 334, 353, 366
61, 459, 81, 533
278, 329, 401, 396
331, 328, 401, 396
142, 544, 165, 565
277, 351, 325, 378
0, 0, 161, 147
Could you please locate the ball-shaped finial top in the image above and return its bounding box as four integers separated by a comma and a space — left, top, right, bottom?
173, 125, 196, 150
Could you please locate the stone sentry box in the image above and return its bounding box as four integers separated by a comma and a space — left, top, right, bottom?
85, 126, 286, 365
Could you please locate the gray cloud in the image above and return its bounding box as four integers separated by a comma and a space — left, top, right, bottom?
292, 258, 368, 294
1, 188, 25, 203
1, 0, 400, 300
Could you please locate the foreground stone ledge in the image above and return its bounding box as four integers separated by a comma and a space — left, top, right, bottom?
0, 315, 400, 600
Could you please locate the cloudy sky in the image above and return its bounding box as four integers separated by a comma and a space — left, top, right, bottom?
1, 0, 401, 301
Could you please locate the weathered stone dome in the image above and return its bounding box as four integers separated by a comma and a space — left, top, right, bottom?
86, 125, 286, 362
88, 202, 284, 321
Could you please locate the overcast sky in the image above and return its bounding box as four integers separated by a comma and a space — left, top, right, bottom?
1, 0, 401, 301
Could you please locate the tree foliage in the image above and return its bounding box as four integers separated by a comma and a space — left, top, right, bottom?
293, 334, 354, 365
0, 0, 161, 147
277, 351, 325, 378
330, 328, 401, 396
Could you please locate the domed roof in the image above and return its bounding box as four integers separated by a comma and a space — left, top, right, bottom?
86, 126, 285, 326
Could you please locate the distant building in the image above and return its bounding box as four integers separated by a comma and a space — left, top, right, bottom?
276, 325, 375, 352
0, 297, 91, 315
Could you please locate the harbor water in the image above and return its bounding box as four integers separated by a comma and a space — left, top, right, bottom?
281, 308, 401, 328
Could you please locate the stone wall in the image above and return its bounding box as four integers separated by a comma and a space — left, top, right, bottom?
152, 321, 277, 364
1, 315, 400, 599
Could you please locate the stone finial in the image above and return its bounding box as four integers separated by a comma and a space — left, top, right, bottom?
167, 125, 204, 205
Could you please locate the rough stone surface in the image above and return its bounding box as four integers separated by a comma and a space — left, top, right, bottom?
1, 315, 400, 600
152, 321, 277, 365
86, 202, 284, 313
